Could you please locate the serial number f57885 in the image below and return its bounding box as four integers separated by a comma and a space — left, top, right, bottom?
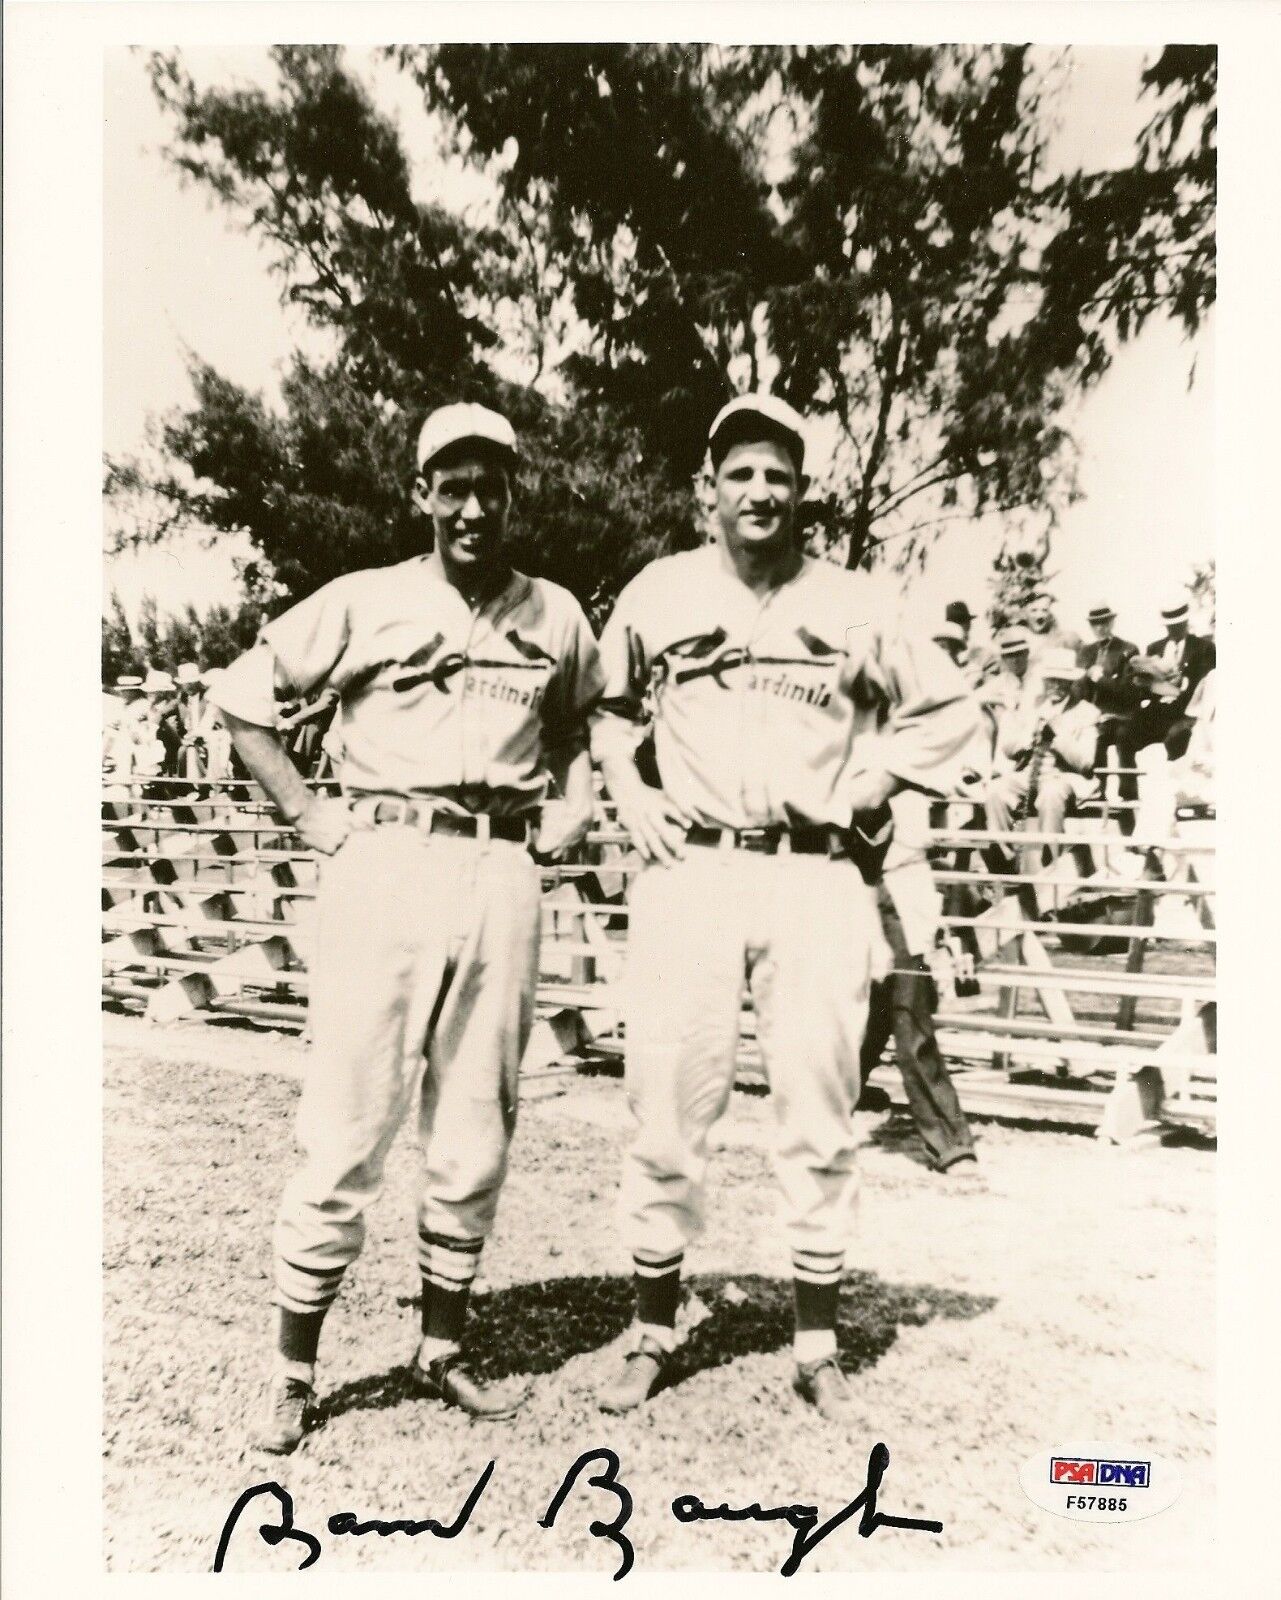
1065, 1495, 1128, 1511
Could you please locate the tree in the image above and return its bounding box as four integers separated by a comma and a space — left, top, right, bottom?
1032, 46, 1216, 377
122, 47, 700, 623
101, 594, 267, 684
127, 44, 1215, 621
408, 44, 1096, 569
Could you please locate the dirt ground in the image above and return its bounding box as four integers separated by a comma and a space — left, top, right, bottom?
102, 1011, 1215, 1576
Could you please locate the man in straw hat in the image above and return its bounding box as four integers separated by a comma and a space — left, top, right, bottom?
207, 400, 604, 1452
984, 646, 1099, 872
590, 392, 980, 1423
1123, 595, 1216, 765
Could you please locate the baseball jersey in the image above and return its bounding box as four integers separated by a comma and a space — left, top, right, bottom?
592, 544, 981, 830
207, 554, 603, 811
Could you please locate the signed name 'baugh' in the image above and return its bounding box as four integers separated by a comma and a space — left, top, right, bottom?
214, 1442, 942, 1577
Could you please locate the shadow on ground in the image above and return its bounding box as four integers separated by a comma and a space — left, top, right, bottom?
314, 1270, 995, 1425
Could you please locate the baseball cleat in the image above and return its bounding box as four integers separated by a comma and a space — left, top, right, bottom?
792, 1355, 858, 1425
597, 1333, 672, 1414
411, 1353, 527, 1420
251, 1374, 313, 1455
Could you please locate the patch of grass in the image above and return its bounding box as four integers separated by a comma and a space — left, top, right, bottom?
103, 1015, 1215, 1577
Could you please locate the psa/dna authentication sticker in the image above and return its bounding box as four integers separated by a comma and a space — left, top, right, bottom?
1019, 1442, 1183, 1523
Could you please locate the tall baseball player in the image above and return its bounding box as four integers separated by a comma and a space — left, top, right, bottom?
207, 403, 603, 1453
590, 394, 980, 1422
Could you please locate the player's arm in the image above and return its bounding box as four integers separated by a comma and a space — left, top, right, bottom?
590, 583, 690, 866
849, 629, 984, 814
534, 602, 606, 861
205, 581, 360, 856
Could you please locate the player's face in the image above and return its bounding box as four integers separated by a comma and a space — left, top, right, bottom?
1007, 648, 1030, 680
714, 438, 802, 557
1090, 615, 1114, 641
1027, 596, 1052, 632
1044, 677, 1070, 705
419, 450, 512, 579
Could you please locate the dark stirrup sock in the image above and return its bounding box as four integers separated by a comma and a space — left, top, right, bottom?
278, 1307, 328, 1364
418, 1230, 484, 1343
633, 1250, 684, 1330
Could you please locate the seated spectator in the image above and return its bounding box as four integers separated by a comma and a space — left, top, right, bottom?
174, 661, 232, 783
1075, 602, 1142, 833
984, 647, 1098, 873
1025, 589, 1083, 659
132, 668, 183, 779
1168, 667, 1216, 814
980, 626, 1033, 716
1122, 595, 1216, 765
278, 688, 340, 778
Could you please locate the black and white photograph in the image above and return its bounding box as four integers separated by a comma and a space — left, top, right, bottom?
3, 1, 1274, 1591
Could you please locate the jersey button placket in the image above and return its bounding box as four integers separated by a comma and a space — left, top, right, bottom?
740, 592, 775, 823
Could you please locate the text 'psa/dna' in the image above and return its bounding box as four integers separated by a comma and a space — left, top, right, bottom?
1019, 1442, 1183, 1524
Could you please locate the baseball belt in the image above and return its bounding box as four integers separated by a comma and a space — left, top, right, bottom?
348, 794, 536, 843
684, 824, 846, 857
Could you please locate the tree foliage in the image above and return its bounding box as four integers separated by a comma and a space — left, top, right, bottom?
1035, 46, 1216, 377
120, 43, 1215, 626
101, 594, 267, 684
407, 44, 1096, 567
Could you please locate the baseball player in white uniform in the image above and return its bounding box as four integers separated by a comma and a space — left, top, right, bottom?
207, 403, 603, 1452
590, 394, 980, 1422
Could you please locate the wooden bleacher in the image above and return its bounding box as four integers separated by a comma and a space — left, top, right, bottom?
101, 775, 1217, 1140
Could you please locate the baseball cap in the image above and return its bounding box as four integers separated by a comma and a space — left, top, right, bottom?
1086, 602, 1116, 624
944, 599, 974, 625
707, 393, 807, 474
998, 627, 1032, 657
416, 403, 518, 473
1160, 597, 1190, 624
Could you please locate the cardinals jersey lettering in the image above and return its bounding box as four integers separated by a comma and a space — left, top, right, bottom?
207, 556, 603, 809
592, 545, 981, 830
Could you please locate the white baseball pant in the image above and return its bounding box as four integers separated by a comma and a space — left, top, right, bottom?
620, 846, 887, 1272
273, 825, 541, 1317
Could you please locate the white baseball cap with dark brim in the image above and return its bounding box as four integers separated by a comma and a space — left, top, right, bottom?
1160, 598, 1190, 623
708, 393, 807, 473
116, 675, 143, 690
175, 661, 203, 687
998, 627, 1032, 656
416, 403, 518, 473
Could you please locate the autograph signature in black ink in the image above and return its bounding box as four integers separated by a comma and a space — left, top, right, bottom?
212, 1442, 939, 1576
540, 1447, 635, 1580
672, 1443, 942, 1576
212, 1463, 494, 1572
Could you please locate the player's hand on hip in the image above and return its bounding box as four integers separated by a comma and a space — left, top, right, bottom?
613, 784, 690, 866
295, 795, 361, 855
534, 798, 594, 863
